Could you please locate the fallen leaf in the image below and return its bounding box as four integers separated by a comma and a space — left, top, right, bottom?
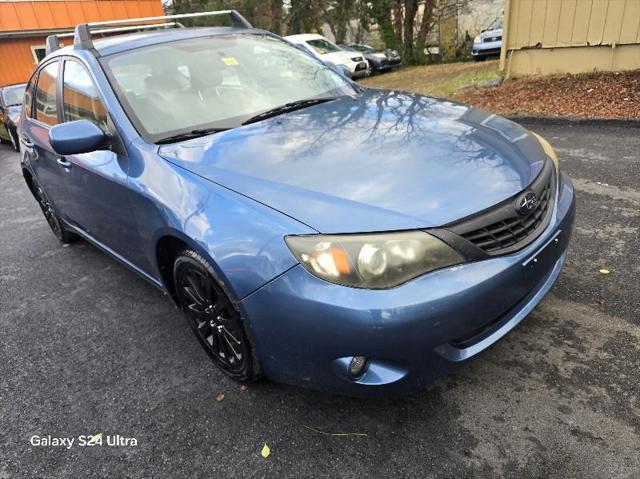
599, 269, 610, 275
261, 443, 270, 458
240, 384, 248, 392
88, 432, 102, 445
215, 392, 225, 402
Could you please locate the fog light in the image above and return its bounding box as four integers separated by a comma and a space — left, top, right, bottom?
348, 356, 368, 379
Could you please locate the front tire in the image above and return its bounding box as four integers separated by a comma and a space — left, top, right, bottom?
33, 181, 75, 244
173, 248, 260, 383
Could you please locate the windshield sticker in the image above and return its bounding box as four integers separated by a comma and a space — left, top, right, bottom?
221, 57, 239, 66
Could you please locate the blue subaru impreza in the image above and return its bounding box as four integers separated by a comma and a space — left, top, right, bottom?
18, 11, 574, 396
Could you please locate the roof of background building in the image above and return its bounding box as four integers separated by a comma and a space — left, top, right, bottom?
0, 0, 163, 35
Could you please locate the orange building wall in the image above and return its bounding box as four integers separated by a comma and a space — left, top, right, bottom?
0, 0, 164, 85
0, 37, 47, 85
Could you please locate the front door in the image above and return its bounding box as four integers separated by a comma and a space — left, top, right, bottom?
54, 58, 142, 261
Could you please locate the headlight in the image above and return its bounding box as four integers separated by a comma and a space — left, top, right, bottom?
531, 132, 559, 173
285, 231, 464, 289
474, 35, 482, 44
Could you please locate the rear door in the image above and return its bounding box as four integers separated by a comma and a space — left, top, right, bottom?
21, 60, 68, 212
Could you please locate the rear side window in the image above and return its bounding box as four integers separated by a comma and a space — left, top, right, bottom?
23, 76, 36, 118
62, 60, 108, 130
34, 61, 59, 126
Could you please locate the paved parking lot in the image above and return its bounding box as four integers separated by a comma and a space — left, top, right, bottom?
1, 122, 638, 478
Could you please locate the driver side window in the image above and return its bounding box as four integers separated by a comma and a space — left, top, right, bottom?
62, 60, 108, 130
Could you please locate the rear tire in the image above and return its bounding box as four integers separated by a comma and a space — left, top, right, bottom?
33, 180, 76, 244
173, 248, 261, 383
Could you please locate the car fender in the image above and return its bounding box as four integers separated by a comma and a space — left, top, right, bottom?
126, 139, 314, 302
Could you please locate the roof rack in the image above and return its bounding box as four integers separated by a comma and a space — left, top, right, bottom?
45, 10, 252, 56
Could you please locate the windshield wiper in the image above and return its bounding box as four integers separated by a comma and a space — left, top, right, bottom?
241, 98, 336, 126
156, 127, 229, 145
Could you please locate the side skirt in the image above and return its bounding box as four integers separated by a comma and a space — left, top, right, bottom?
62, 220, 166, 293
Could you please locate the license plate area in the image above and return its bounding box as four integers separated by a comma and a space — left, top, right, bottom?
523, 230, 563, 280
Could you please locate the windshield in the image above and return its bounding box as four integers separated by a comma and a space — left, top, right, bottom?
2, 84, 26, 107
306, 38, 341, 55
487, 17, 503, 30
104, 34, 354, 141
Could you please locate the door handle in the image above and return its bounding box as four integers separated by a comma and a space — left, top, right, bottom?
21, 137, 34, 149
57, 157, 72, 169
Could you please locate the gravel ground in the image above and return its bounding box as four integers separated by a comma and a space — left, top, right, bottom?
0, 122, 638, 478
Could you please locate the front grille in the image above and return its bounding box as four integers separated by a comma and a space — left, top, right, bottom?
463, 184, 551, 252
446, 160, 555, 256
483, 36, 502, 42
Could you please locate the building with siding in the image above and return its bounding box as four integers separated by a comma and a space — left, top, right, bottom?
0, 0, 164, 86
500, 0, 640, 77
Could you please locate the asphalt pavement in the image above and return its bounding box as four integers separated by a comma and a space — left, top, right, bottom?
0, 121, 638, 478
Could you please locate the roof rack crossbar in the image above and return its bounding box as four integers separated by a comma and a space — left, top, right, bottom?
45, 10, 251, 55
75, 10, 251, 50
55, 22, 179, 40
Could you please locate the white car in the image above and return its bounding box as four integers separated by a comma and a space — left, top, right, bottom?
284, 33, 369, 79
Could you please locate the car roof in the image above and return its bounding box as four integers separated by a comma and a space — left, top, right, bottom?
50, 26, 268, 58
284, 33, 326, 43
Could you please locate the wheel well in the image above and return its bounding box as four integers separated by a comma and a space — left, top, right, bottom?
22, 168, 36, 197
156, 235, 189, 302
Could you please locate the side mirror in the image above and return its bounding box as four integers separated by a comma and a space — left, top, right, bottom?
49, 120, 107, 156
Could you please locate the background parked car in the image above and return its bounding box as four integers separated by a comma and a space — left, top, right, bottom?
471, 16, 503, 61
339, 44, 388, 74
341, 43, 401, 73
285, 33, 369, 79
0, 83, 26, 151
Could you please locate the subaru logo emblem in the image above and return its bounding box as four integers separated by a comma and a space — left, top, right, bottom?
516, 191, 538, 215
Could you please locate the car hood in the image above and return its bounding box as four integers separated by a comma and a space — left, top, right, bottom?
159, 89, 547, 233
480, 28, 502, 41
6, 105, 21, 123
321, 51, 361, 64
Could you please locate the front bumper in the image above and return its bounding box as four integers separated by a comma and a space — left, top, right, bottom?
350, 61, 370, 78
472, 40, 502, 58
241, 172, 575, 396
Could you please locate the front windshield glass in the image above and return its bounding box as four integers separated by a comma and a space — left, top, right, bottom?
487, 17, 503, 30
104, 34, 355, 141
2, 84, 26, 107
306, 38, 341, 55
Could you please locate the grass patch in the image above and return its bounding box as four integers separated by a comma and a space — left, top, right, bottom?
361, 60, 502, 98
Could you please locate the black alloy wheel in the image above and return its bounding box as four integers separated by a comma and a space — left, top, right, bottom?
174, 249, 259, 382
33, 182, 75, 244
